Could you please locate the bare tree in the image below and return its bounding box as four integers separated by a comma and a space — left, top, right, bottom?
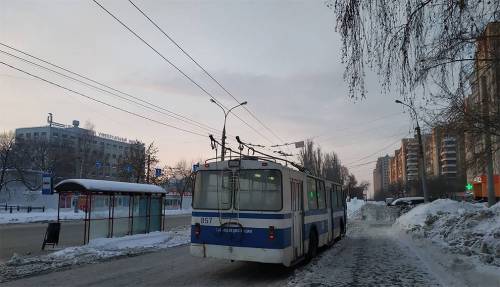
164, 160, 193, 210
0, 131, 15, 193
117, 140, 146, 183
329, 0, 499, 100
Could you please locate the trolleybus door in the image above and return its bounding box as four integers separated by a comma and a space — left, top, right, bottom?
291, 180, 304, 258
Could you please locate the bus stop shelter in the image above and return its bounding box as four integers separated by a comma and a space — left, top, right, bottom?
54, 179, 167, 244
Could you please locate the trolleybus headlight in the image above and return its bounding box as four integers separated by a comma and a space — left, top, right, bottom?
268, 226, 275, 240
195, 223, 201, 238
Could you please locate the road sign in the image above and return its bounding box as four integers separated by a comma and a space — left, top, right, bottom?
466, 183, 473, 191
192, 163, 199, 172
126, 164, 132, 173
95, 160, 102, 169
42, 173, 53, 195
155, 168, 162, 177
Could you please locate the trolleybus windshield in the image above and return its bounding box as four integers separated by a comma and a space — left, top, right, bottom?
193, 169, 282, 211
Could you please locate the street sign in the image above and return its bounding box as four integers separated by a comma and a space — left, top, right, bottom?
95, 160, 102, 169
155, 168, 162, 177
126, 164, 132, 173
42, 173, 53, 195
192, 163, 199, 172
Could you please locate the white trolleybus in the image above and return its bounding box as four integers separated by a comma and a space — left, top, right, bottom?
190, 156, 347, 267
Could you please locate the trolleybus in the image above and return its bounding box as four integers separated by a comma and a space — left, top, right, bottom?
190, 157, 346, 266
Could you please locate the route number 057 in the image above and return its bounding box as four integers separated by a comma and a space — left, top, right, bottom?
200, 217, 212, 224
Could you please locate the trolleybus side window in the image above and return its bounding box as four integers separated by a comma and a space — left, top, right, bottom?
193, 171, 232, 210
236, 170, 282, 211
307, 177, 318, 210
317, 180, 326, 209
331, 185, 337, 208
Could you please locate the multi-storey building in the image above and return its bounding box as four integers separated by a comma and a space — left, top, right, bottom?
372, 155, 391, 200
465, 22, 500, 183
15, 115, 144, 181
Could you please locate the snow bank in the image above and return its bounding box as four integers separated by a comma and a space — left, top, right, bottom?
0, 208, 192, 224
0, 227, 190, 282
395, 199, 500, 266
347, 198, 365, 219
0, 209, 84, 224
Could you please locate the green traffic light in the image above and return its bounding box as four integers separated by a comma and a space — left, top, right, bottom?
466, 183, 473, 191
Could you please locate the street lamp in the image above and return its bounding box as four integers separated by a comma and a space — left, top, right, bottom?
210, 99, 247, 161
395, 99, 429, 203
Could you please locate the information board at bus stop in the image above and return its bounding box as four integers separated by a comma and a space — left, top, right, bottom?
42, 173, 53, 195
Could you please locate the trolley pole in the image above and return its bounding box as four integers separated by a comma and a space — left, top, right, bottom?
210, 99, 247, 161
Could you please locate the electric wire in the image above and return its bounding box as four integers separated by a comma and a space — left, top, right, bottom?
0, 41, 218, 134
127, 0, 286, 145
0, 61, 207, 137
0, 48, 219, 135
91, 0, 274, 144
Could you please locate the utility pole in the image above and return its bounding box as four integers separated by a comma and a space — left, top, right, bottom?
209, 99, 248, 161
395, 100, 430, 202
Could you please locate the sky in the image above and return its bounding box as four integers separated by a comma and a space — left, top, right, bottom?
0, 0, 412, 195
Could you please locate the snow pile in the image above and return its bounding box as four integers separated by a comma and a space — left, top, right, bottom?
0, 208, 192, 224
395, 199, 500, 266
347, 198, 365, 219
359, 202, 401, 223
0, 227, 190, 282
164, 208, 192, 216
0, 209, 84, 224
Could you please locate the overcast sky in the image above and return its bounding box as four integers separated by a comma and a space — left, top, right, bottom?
0, 0, 412, 194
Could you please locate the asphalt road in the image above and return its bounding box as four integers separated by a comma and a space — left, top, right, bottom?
0, 215, 191, 263
2, 245, 293, 287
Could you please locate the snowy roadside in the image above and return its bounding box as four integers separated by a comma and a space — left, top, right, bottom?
0, 208, 192, 224
346, 198, 365, 219
0, 227, 190, 282
395, 199, 500, 267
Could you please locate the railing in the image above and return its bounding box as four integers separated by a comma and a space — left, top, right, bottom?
1, 203, 45, 213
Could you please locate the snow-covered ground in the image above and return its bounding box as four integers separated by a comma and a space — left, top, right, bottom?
0, 209, 84, 224
395, 199, 500, 267
0, 227, 190, 282
346, 198, 365, 219
288, 201, 500, 287
0, 208, 192, 224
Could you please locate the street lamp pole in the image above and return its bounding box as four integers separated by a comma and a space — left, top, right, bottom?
210, 99, 247, 161
395, 100, 430, 203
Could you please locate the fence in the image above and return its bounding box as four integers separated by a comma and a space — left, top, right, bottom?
1, 203, 45, 213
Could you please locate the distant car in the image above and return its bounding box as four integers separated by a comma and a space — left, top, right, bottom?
385, 197, 394, 205
389, 197, 425, 207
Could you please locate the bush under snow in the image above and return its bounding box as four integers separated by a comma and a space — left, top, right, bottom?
395, 199, 500, 266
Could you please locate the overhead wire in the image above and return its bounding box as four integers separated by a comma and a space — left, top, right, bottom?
0, 47, 219, 135
344, 129, 412, 166
127, 0, 286, 145
91, 0, 275, 144
0, 41, 219, 134
0, 61, 207, 137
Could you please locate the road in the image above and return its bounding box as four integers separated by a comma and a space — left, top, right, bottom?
0, 215, 191, 263
2, 245, 293, 287
2, 219, 449, 287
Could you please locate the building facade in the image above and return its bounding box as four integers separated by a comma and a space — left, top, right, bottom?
372, 155, 391, 201
15, 115, 145, 182
465, 22, 500, 183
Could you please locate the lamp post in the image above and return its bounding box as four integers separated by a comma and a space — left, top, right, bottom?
395, 100, 429, 203
210, 99, 247, 161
